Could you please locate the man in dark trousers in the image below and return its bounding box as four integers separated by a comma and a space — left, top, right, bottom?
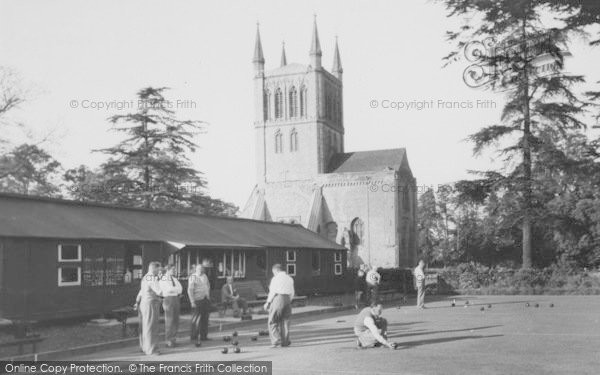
354, 268, 367, 309
354, 302, 396, 349
188, 264, 211, 346
221, 276, 248, 317
264, 264, 295, 348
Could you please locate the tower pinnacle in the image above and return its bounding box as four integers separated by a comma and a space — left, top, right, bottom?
253, 22, 265, 73
280, 41, 287, 67
309, 15, 322, 68
332, 36, 343, 79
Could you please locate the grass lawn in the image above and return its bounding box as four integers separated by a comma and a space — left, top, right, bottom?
76, 295, 600, 375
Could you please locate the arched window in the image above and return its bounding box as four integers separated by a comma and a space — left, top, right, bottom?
263, 89, 271, 121
275, 130, 283, 153
351, 218, 364, 246
300, 86, 307, 117
275, 88, 283, 119
290, 128, 298, 152
289, 86, 298, 118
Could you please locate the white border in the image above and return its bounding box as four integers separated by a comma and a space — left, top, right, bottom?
58, 244, 82, 262
58, 266, 81, 286
286, 263, 296, 276
334, 263, 342, 275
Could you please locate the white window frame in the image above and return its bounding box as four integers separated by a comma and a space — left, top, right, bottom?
58, 265, 81, 286
58, 244, 82, 262
334, 263, 343, 275
218, 250, 246, 279
334, 251, 342, 263
286, 263, 296, 276
286, 250, 296, 262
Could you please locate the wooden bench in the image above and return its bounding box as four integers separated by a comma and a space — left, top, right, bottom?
0, 335, 45, 356
219, 280, 307, 316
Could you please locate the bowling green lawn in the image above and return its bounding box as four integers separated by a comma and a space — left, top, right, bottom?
77, 295, 600, 375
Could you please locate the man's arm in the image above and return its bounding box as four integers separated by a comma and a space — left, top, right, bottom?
364, 317, 394, 349
187, 276, 196, 306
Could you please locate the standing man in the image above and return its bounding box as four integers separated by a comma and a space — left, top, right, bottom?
159, 264, 182, 347
353, 268, 367, 309
366, 266, 381, 305
188, 264, 211, 346
134, 262, 163, 355
221, 276, 248, 318
414, 260, 426, 309
264, 264, 295, 348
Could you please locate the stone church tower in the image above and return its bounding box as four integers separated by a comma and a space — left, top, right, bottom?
242, 18, 417, 269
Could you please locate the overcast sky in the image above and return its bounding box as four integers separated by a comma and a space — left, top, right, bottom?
1, 0, 599, 208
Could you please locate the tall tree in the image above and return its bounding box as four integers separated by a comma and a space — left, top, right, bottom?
0, 143, 62, 196
441, 0, 589, 268
417, 188, 442, 265
95, 87, 237, 215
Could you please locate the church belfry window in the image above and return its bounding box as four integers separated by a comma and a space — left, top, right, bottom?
275, 130, 283, 153
290, 128, 298, 152
289, 86, 298, 118
263, 89, 271, 121
300, 86, 307, 117
275, 88, 283, 119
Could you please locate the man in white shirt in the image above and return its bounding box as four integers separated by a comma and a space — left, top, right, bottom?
414, 260, 426, 309
134, 262, 163, 355
264, 263, 295, 348
159, 264, 182, 347
188, 264, 211, 345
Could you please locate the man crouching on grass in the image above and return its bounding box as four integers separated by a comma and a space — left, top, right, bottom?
354, 302, 396, 349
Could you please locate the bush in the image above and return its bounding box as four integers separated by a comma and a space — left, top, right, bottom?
435, 262, 600, 295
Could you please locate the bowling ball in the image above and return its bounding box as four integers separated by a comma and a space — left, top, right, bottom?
480, 307, 485, 311
488, 304, 492, 308
221, 347, 228, 354
451, 303, 455, 307
232, 331, 238, 337
534, 303, 539, 308
251, 336, 258, 341
232, 341, 239, 346
233, 347, 241, 353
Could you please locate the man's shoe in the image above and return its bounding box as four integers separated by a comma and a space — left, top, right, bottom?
356, 339, 362, 348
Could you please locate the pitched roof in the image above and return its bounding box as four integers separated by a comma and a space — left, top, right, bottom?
0, 194, 345, 250
327, 148, 407, 173
266, 63, 310, 76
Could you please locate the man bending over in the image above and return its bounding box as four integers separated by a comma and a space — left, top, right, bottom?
354, 302, 396, 349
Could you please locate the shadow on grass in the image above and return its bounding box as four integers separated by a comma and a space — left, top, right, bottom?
397, 334, 504, 349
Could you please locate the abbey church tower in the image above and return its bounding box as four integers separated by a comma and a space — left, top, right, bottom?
253, 18, 344, 184
243, 18, 418, 270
